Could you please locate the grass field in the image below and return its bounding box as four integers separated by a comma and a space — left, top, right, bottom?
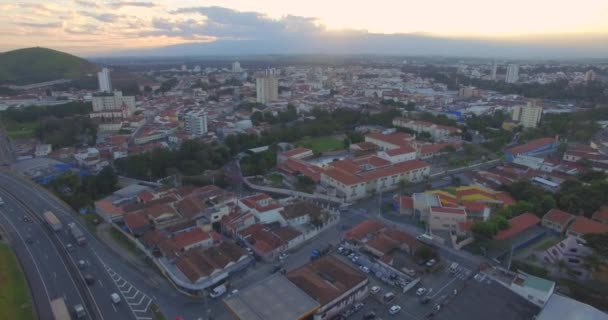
2, 121, 37, 139
297, 136, 343, 154
0, 243, 34, 320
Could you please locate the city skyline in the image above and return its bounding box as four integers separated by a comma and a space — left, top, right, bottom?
1, 0, 608, 57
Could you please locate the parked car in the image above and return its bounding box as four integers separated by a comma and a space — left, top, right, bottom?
383, 292, 395, 302
370, 286, 381, 294
389, 305, 402, 315
425, 259, 436, 267
360, 266, 370, 273
353, 302, 364, 312
420, 297, 431, 305
416, 288, 427, 296
22, 216, 31, 222
110, 293, 121, 304
363, 311, 377, 320
77, 260, 86, 269
84, 274, 95, 286
66, 243, 75, 252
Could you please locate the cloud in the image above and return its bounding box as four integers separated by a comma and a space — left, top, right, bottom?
110, 1, 157, 8
73, 0, 99, 8
78, 11, 122, 22
14, 21, 62, 28
65, 24, 101, 35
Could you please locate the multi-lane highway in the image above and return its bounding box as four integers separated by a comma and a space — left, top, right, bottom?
0, 169, 153, 320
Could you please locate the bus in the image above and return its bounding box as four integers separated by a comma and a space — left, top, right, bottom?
50, 298, 70, 320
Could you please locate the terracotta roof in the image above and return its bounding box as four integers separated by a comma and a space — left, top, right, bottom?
141, 229, 165, 247
506, 138, 555, 155
281, 201, 322, 220
278, 158, 322, 182
176, 197, 207, 220
95, 199, 124, 216
382, 228, 419, 249
273, 226, 302, 242
494, 212, 541, 241
172, 228, 210, 250
352, 155, 392, 167
344, 220, 385, 241
282, 148, 312, 158
543, 209, 574, 226
431, 206, 467, 215
287, 255, 367, 306
124, 212, 151, 230
463, 201, 486, 213
240, 194, 283, 213
138, 191, 155, 203
592, 206, 608, 221
366, 234, 399, 255
494, 192, 515, 206
175, 242, 246, 283
386, 146, 416, 156
351, 141, 378, 150
366, 132, 414, 148
144, 203, 177, 219
569, 216, 608, 235
396, 196, 413, 209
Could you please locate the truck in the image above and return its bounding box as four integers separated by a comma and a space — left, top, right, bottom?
68, 222, 86, 246
43, 211, 62, 232
50, 298, 70, 320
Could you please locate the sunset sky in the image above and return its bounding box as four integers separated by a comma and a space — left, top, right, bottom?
1, 0, 607, 56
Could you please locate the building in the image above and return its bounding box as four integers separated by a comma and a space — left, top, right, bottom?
223, 273, 319, 320
505, 64, 519, 83
512, 102, 542, 128
566, 216, 608, 242
494, 213, 541, 241
287, 255, 368, 320
541, 209, 574, 233
277, 148, 314, 163
592, 205, 608, 224
540, 236, 593, 277
237, 194, 284, 225
256, 70, 278, 104
364, 132, 414, 151
184, 111, 208, 137
428, 206, 468, 233
392, 118, 461, 141
490, 62, 498, 81
232, 61, 242, 73
504, 138, 557, 161
510, 272, 555, 307
412, 193, 441, 219
536, 293, 607, 320
584, 69, 597, 82
91, 91, 136, 119
97, 67, 112, 92
458, 86, 480, 98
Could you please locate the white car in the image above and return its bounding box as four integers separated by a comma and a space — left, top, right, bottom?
370, 286, 381, 294
389, 305, 401, 315
360, 266, 370, 273
110, 293, 121, 304
416, 288, 427, 296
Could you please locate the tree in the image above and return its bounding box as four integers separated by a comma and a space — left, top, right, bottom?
414, 245, 434, 261
583, 233, 608, 259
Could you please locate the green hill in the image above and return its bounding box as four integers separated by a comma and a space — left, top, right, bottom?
0, 47, 98, 85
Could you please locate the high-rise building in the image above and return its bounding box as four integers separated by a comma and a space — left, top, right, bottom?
505, 64, 519, 83
184, 111, 208, 137
97, 68, 112, 93
512, 101, 542, 128
256, 70, 278, 103
585, 70, 597, 82
181, 64, 187, 72
90, 91, 135, 119
232, 61, 241, 73
490, 62, 498, 81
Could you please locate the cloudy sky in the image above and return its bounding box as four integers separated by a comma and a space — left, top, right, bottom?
1, 0, 608, 57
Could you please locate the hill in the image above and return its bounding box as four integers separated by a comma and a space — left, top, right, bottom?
0, 47, 98, 85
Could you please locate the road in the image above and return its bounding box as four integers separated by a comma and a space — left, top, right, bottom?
0, 170, 150, 320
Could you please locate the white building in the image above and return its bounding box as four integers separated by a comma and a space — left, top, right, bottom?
184, 111, 208, 137
97, 68, 112, 93
91, 91, 136, 118
585, 69, 597, 82
231, 61, 241, 73
237, 194, 285, 225
512, 102, 542, 128
509, 272, 555, 307
256, 70, 278, 104
34, 144, 52, 157
490, 62, 498, 81
505, 64, 519, 83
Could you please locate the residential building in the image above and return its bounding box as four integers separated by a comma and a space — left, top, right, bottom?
412, 193, 441, 219
277, 147, 314, 163
512, 102, 542, 128
287, 255, 368, 320
223, 274, 319, 320
490, 62, 498, 81
584, 69, 597, 82
510, 272, 555, 307
232, 61, 242, 73
34, 144, 52, 157
541, 209, 574, 233
280, 201, 323, 226
458, 86, 480, 98
494, 213, 541, 241
238, 194, 285, 225
256, 70, 278, 103
392, 118, 461, 141
428, 206, 468, 233
184, 111, 208, 137
393, 195, 413, 215
566, 216, 608, 242
97, 67, 112, 92
505, 64, 519, 83
91, 91, 136, 118
504, 138, 557, 161
363, 227, 420, 257
541, 236, 593, 278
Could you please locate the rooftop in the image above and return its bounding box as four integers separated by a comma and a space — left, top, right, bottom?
495, 212, 541, 241
506, 137, 555, 155
569, 216, 608, 235
543, 208, 574, 226
223, 273, 320, 320
344, 220, 385, 241
536, 294, 607, 320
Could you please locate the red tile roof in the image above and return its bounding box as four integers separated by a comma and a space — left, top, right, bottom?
172, 228, 210, 250
592, 206, 608, 222
144, 203, 177, 219
494, 212, 541, 241
278, 158, 322, 182
366, 132, 414, 148
124, 212, 151, 230
431, 206, 467, 215
506, 138, 555, 155
138, 191, 156, 203
386, 146, 416, 156
396, 196, 413, 209
344, 220, 385, 241
463, 201, 486, 213
240, 194, 283, 212
494, 192, 515, 206
282, 147, 312, 158
569, 216, 608, 235
543, 209, 574, 227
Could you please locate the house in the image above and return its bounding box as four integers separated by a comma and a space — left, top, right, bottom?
364, 132, 414, 151
504, 138, 557, 162
143, 203, 179, 226
541, 209, 575, 233
393, 195, 413, 215
566, 216, 608, 242
509, 272, 555, 307
392, 118, 461, 141
428, 206, 468, 234
592, 205, 608, 224
238, 224, 302, 259
412, 193, 441, 220
171, 228, 213, 252
277, 147, 314, 163
364, 228, 420, 258
343, 220, 385, 243
176, 197, 207, 221
238, 194, 285, 225
280, 201, 323, 226
221, 211, 256, 236
540, 236, 593, 278
377, 146, 417, 163
287, 255, 368, 320
124, 212, 152, 236
494, 213, 541, 241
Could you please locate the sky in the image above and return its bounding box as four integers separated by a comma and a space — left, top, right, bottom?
1, 0, 608, 57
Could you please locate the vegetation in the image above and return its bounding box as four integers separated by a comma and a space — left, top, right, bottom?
556, 176, 608, 217
0, 243, 34, 320
47, 167, 118, 210
295, 176, 316, 193
109, 227, 138, 255
583, 233, 608, 259
298, 136, 344, 154
240, 148, 277, 176
510, 260, 550, 278
520, 108, 608, 142
115, 140, 231, 180
0, 47, 98, 85
251, 105, 298, 125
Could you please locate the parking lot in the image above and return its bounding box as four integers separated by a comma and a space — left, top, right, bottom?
335, 246, 473, 320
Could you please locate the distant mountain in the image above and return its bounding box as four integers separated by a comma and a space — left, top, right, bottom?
0, 47, 98, 85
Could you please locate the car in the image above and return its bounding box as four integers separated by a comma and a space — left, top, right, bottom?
245, 247, 253, 254
0, 197, 4, 205
77, 260, 86, 269
337, 246, 344, 253
25, 236, 33, 244
420, 297, 431, 305
110, 293, 121, 304
425, 259, 436, 267
84, 274, 95, 286
348, 253, 356, 259
22, 216, 31, 222
359, 266, 370, 273
389, 305, 402, 315
370, 286, 381, 294
363, 311, 377, 320
353, 302, 364, 312
416, 288, 427, 296
383, 292, 395, 302
66, 243, 75, 252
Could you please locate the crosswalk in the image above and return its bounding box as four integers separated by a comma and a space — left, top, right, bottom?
104, 264, 153, 320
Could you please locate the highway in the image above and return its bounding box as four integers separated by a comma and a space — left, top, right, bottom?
0, 170, 152, 320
